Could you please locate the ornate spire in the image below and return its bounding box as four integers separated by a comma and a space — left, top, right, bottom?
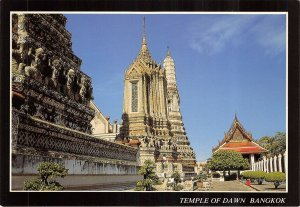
137, 17, 155, 65
234, 113, 238, 123
163, 47, 177, 87
166, 46, 171, 57
142, 16, 147, 46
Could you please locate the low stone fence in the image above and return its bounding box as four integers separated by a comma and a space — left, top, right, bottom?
251, 152, 287, 173
12, 110, 138, 163
11, 110, 140, 178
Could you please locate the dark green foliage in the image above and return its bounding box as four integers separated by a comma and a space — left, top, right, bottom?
134, 180, 145, 191
37, 162, 68, 185
170, 171, 183, 191
173, 184, 183, 191
24, 178, 43, 191
212, 172, 221, 178
227, 172, 237, 180
196, 172, 207, 181
23, 162, 68, 191
241, 171, 267, 184
171, 171, 181, 185
208, 150, 250, 171
256, 132, 286, 156
242, 170, 267, 179
265, 172, 286, 189
135, 160, 160, 191
265, 172, 286, 181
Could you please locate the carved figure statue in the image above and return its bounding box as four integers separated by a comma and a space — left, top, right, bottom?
79, 75, 88, 103
17, 14, 28, 43
149, 139, 154, 147
66, 68, 75, 98
87, 80, 93, 100
12, 42, 28, 74
50, 58, 62, 91
24, 48, 45, 82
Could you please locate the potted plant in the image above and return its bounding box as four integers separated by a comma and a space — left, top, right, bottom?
195, 172, 207, 188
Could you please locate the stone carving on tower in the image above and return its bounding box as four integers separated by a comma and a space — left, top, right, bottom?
119, 18, 196, 178
11, 14, 139, 176
12, 13, 94, 134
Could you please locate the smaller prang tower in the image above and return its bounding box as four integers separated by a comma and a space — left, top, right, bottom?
119, 18, 196, 179
163, 49, 196, 171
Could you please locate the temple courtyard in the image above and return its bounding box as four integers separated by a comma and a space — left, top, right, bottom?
196, 180, 286, 192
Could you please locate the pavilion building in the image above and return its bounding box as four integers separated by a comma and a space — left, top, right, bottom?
212, 115, 267, 168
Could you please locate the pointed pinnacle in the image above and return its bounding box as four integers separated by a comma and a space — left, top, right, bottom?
166, 46, 171, 57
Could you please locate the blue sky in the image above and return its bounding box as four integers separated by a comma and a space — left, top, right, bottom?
65, 14, 286, 161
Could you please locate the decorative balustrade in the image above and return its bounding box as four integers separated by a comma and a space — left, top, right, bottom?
12, 109, 139, 163
251, 152, 287, 173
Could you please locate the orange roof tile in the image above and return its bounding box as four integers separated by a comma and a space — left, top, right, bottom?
219, 141, 267, 154
223, 141, 257, 147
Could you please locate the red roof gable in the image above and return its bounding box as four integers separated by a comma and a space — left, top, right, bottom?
213, 115, 267, 155
220, 141, 267, 154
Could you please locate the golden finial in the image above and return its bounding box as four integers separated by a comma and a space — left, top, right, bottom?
166, 46, 171, 57
143, 16, 146, 34
142, 16, 147, 46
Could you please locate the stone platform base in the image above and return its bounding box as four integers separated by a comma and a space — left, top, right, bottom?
12, 174, 142, 191
12, 153, 142, 191
12, 153, 139, 175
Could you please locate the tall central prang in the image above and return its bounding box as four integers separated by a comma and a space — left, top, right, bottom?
119, 18, 196, 179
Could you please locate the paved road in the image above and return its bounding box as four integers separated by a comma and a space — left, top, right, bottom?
250, 182, 286, 192
208, 180, 256, 192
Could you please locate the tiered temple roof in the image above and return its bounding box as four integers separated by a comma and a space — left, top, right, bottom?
213, 115, 267, 154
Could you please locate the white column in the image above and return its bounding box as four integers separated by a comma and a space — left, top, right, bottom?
284, 151, 287, 173
270, 157, 273, 172
263, 156, 267, 172
266, 157, 269, 173
250, 154, 255, 171
274, 155, 278, 171
278, 154, 282, 172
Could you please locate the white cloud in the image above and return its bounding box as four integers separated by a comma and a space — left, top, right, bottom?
188, 15, 286, 56
249, 15, 286, 56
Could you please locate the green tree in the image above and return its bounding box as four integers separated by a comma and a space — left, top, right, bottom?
272, 132, 286, 155
170, 171, 183, 191
241, 171, 267, 184
256, 132, 286, 156
135, 160, 160, 191
265, 172, 286, 189
196, 172, 207, 182
24, 162, 68, 191
208, 150, 250, 179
